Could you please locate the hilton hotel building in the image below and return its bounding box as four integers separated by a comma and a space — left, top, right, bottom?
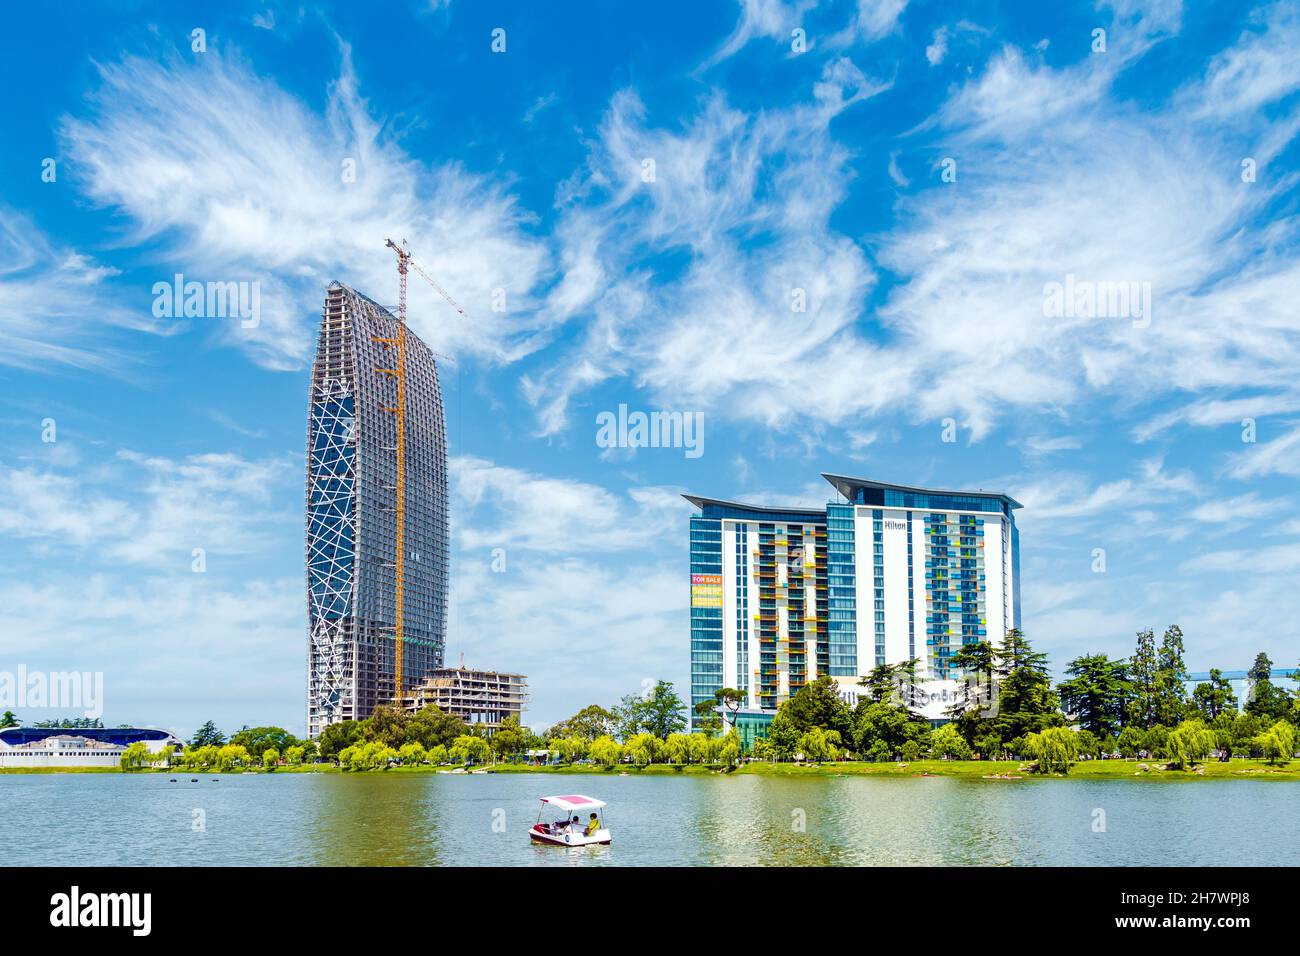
687, 474, 1021, 726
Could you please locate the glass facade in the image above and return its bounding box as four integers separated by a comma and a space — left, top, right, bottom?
689, 515, 723, 726
826, 503, 856, 676
687, 477, 1020, 726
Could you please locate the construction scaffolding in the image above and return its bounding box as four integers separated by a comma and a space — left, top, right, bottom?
403, 665, 528, 736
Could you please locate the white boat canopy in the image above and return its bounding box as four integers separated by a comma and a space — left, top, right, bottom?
539, 794, 606, 812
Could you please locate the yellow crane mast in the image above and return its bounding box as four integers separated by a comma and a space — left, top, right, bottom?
378, 238, 465, 707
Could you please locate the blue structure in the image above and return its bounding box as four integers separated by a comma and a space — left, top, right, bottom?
0, 727, 180, 748
1185, 668, 1298, 712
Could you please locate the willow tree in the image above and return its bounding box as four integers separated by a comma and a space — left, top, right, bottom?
1025, 727, 1078, 775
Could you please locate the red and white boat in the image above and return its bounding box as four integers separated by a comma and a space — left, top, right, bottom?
529, 794, 612, 847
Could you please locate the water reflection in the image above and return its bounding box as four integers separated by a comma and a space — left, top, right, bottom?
1, 771, 1296, 867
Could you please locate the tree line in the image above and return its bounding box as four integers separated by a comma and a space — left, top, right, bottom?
746, 628, 1299, 773
126, 630, 1299, 775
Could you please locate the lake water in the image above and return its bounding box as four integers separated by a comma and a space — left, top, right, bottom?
3, 772, 1297, 866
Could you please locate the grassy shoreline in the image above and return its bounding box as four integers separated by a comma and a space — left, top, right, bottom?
4, 759, 1298, 779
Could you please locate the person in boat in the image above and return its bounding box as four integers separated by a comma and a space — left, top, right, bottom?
585, 812, 601, 836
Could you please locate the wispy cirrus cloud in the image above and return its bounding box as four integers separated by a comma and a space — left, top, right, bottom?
0, 210, 166, 373
59, 44, 550, 370
525, 56, 895, 435
0, 449, 294, 569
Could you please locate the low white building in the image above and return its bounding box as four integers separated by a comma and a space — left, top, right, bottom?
0, 727, 183, 768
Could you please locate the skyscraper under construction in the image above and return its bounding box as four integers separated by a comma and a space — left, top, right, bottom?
305, 282, 449, 738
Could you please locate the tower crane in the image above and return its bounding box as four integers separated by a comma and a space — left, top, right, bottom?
376, 237, 464, 707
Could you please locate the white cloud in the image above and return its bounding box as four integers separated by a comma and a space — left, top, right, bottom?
0, 450, 294, 569
925, 27, 948, 65
0, 572, 302, 737
59, 46, 550, 371
1188, 492, 1279, 523
846, 0, 908, 41
446, 454, 693, 724
701, 0, 817, 68
0, 210, 165, 373
1180, 0, 1300, 118
451, 454, 691, 555
529, 59, 896, 435
1228, 422, 1300, 478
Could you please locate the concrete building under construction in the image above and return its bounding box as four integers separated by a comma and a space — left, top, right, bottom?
403, 666, 527, 736
305, 282, 450, 737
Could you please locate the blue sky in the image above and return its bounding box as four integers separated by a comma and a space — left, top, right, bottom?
2, 0, 1299, 738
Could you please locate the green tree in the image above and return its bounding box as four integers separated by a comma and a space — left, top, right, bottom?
1116, 726, 1144, 758
692, 699, 723, 738
688, 732, 714, 765
552, 734, 588, 763
491, 715, 526, 759
717, 728, 742, 767
449, 735, 491, 765
589, 735, 623, 767
1253, 720, 1296, 766
714, 688, 746, 725
853, 699, 929, 760
189, 720, 225, 748
664, 733, 692, 764
857, 663, 899, 704
930, 723, 972, 759
623, 732, 658, 766
119, 741, 150, 770
1154, 625, 1191, 726
546, 704, 617, 741
779, 675, 853, 742
406, 705, 468, 750
615, 681, 687, 740
1058, 654, 1131, 739
994, 630, 1062, 741
216, 743, 249, 770
0, 711, 19, 728
229, 726, 299, 760
767, 709, 800, 759
1126, 628, 1159, 729
1025, 727, 1078, 775
1161, 719, 1216, 770
284, 745, 306, 765
796, 727, 843, 761
361, 705, 410, 748
1074, 730, 1101, 759
317, 720, 362, 760
398, 742, 427, 765
947, 640, 999, 720
261, 747, 281, 769
1245, 652, 1292, 722
1192, 669, 1238, 721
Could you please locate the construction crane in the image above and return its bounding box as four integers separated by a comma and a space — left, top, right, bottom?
377, 237, 464, 707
